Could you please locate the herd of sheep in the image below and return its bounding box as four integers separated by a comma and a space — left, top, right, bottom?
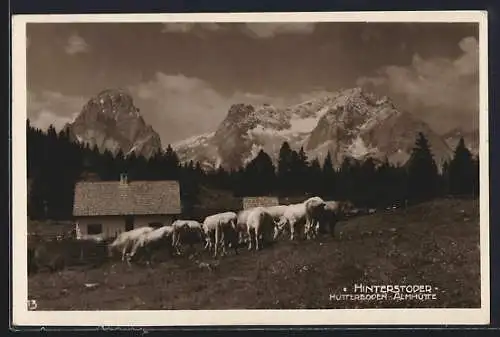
108, 196, 354, 265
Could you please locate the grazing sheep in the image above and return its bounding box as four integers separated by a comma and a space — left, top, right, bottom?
236, 209, 253, 244
171, 220, 205, 254
107, 226, 154, 262
274, 198, 326, 240
264, 205, 289, 222
128, 225, 175, 263
202, 211, 238, 257
320, 201, 343, 236
320, 200, 355, 236
261, 205, 289, 240
303, 196, 327, 239
276, 203, 308, 241
246, 207, 276, 251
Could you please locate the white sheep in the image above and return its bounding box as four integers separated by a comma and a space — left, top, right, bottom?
237, 205, 287, 244
171, 220, 205, 254
107, 226, 154, 262
303, 196, 327, 239
246, 207, 276, 251
236, 209, 253, 244
264, 205, 289, 221
276, 202, 308, 241
202, 211, 238, 257
128, 225, 175, 263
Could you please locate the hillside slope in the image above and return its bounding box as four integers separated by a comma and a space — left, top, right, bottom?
28, 198, 480, 310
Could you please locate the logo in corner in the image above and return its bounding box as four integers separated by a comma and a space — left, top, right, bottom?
27, 299, 37, 311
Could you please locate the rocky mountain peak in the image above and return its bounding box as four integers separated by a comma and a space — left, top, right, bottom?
65, 89, 162, 158
79, 89, 140, 123
226, 103, 255, 120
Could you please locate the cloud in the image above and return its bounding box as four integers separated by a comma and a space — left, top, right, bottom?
64, 33, 90, 55
128, 72, 295, 144
27, 91, 86, 130
243, 23, 316, 38
29, 110, 77, 131
357, 36, 479, 132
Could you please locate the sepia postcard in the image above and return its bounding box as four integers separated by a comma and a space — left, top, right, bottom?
11, 11, 489, 327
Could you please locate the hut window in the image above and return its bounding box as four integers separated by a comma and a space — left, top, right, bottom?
125, 216, 134, 231
87, 224, 102, 235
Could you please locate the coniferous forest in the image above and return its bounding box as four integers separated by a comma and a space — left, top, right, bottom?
27, 119, 480, 221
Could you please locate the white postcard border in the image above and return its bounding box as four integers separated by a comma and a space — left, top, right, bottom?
11, 11, 490, 326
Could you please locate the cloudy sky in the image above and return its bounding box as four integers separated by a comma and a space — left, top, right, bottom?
26, 21, 479, 145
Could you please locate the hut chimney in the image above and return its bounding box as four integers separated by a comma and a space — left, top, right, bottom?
120, 173, 128, 185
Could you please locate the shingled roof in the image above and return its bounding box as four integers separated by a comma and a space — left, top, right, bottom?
242, 196, 279, 210
73, 180, 181, 216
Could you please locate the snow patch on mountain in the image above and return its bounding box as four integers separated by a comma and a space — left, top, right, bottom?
347, 136, 379, 159
244, 144, 264, 166
214, 155, 223, 169
172, 132, 214, 150
288, 116, 321, 134
248, 125, 279, 137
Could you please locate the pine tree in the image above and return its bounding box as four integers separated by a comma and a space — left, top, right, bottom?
231, 167, 246, 197
277, 142, 294, 195
337, 157, 354, 201
288, 149, 301, 194
448, 137, 475, 196
164, 144, 180, 179
348, 159, 363, 205
374, 157, 391, 208
100, 149, 116, 180
309, 158, 323, 195
114, 150, 126, 179
125, 152, 139, 180
298, 146, 308, 165
243, 149, 276, 196
441, 160, 450, 196
321, 152, 336, 198
406, 132, 439, 202
359, 158, 377, 207
294, 146, 309, 194
194, 162, 204, 176
393, 163, 409, 207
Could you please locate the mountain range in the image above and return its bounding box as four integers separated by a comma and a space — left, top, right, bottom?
62, 87, 479, 170
172, 87, 471, 170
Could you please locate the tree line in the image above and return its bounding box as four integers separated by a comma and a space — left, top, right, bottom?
27, 119, 479, 220
231, 132, 479, 206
